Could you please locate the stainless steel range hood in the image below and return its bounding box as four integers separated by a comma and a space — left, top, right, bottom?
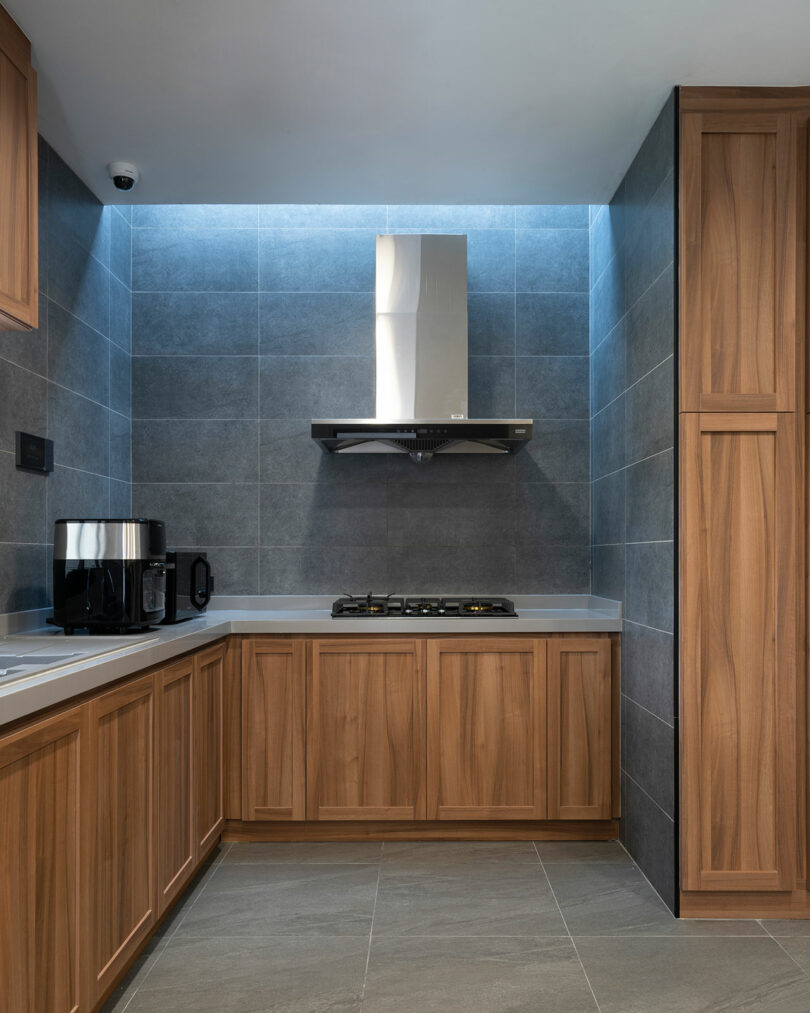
311, 234, 532, 463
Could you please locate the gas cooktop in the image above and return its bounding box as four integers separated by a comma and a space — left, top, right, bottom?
331, 594, 518, 618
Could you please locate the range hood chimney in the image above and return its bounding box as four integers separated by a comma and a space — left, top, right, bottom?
311, 234, 532, 462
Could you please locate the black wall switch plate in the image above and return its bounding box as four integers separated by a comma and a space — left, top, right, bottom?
16, 431, 53, 474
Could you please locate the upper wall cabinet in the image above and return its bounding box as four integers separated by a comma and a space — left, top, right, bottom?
0, 4, 37, 331
680, 100, 803, 412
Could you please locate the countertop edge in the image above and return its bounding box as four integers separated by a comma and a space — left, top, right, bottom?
0, 610, 622, 728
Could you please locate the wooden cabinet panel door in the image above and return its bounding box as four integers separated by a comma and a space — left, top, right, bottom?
547, 639, 612, 819
307, 639, 426, 820
242, 638, 306, 820
681, 413, 801, 891
427, 638, 547, 819
680, 112, 801, 411
86, 674, 156, 1003
156, 657, 195, 914
0, 6, 38, 331
194, 643, 225, 855
0, 708, 84, 1013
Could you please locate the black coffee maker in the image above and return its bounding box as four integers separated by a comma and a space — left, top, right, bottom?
51, 519, 167, 634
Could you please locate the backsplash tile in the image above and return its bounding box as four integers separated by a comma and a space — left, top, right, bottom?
131, 203, 590, 594
0, 137, 132, 612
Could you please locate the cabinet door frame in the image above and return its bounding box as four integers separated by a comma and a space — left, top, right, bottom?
306, 637, 427, 820
194, 643, 225, 855
241, 637, 306, 821
0, 6, 38, 331
84, 673, 156, 1004
547, 638, 613, 820
680, 412, 801, 892
426, 637, 548, 820
680, 111, 801, 412
0, 706, 85, 1013
155, 656, 195, 914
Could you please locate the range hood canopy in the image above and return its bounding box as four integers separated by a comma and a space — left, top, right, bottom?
312, 233, 533, 462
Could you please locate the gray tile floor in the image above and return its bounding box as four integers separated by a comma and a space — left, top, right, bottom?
101, 841, 810, 1013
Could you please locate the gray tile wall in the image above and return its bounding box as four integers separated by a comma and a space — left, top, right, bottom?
589, 93, 677, 911
0, 138, 131, 616
130, 205, 591, 594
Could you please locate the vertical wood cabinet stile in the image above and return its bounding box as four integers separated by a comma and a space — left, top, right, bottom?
155, 657, 195, 915
0, 4, 38, 331
679, 89, 809, 913
194, 643, 226, 854
84, 673, 156, 1006
0, 706, 85, 1013
307, 638, 427, 820
241, 637, 306, 820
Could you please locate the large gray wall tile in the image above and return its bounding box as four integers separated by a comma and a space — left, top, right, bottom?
47, 302, 109, 405
467, 294, 515, 356
516, 356, 588, 419
622, 620, 675, 724
626, 449, 674, 543
516, 229, 588, 293
260, 292, 373, 355
515, 420, 589, 484
259, 355, 373, 418
132, 483, 259, 546
259, 204, 386, 228
513, 545, 590, 594
621, 696, 675, 816
592, 470, 625, 547
388, 545, 516, 594
132, 292, 258, 355
468, 356, 515, 417
259, 229, 376, 292
0, 358, 47, 453
260, 545, 388, 593
387, 205, 514, 229
0, 543, 48, 612
259, 419, 388, 484
132, 227, 258, 291
48, 386, 109, 475
261, 483, 387, 547
132, 420, 259, 483
48, 226, 110, 336
515, 482, 589, 547
516, 205, 588, 229
619, 772, 676, 912
387, 482, 515, 548
0, 452, 45, 542
516, 293, 588, 356
132, 356, 258, 419
625, 541, 674, 633
134, 205, 258, 228
625, 356, 674, 465
46, 466, 109, 534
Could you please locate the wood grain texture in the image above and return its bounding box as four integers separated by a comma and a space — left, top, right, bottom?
156, 658, 194, 914
85, 675, 155, 1004
194, 643, 225, 855
680, 111, 799, 412
0, 5, 37, 330
307, 639, 426, 820
0, 707, 84, 1013
680, 413, 801, 892
680, 888, 810, 919
223, 819, 619, 841
426, 638, 547, 819
223, 636, 242, 819
547, 639, 612, 820
241, 638, 306, 820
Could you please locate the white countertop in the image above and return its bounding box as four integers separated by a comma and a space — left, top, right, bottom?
0, 595, 621, 728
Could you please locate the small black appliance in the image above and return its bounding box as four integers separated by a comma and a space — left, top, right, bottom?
51, 519, 167, 634
162, 551, 213, 624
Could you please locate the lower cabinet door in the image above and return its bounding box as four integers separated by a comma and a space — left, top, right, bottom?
0, 707, 85, 1013
242, 638, 306, 820
681, 412, 800, 892
194, 643, 225, 855
427, 638, 548, 819
546, 638, 613, 819
307, 638, 426, 820
156, 657, 195, 914
86, 674, 156, 1005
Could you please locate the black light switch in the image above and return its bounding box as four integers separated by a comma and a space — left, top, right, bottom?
15, 431, 53, 474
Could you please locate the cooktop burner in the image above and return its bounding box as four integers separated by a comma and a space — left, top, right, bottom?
331, 594, 518, 618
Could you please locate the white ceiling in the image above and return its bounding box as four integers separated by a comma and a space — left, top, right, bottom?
9, 0, 810, 205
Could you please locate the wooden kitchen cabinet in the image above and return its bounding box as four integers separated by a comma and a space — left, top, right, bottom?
426, 638, 548, 819
680, 412, 801, 893
85, 674, 156, 1005
242, 637, 306, 820
194, 643, 225, 853
0, 706, 85, 1013
679, 105, 803, 413
547, 638, 613, 820
0, 4, 38, 331
156, 657, 195, 915
307, 638, 426, 820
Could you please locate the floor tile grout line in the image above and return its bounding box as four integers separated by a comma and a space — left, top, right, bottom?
360, 847, 383, 1006
532, 842, 603, 1013
757, 920, 810, 977
115, 841, 234, 1010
